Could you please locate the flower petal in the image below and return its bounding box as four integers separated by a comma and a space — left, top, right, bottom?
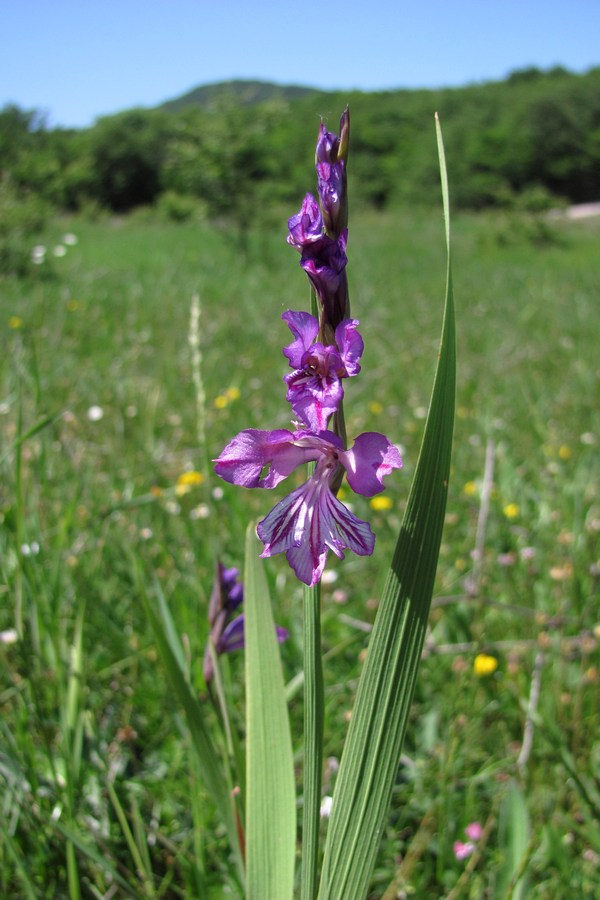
285, 542, 329, 587
287, 193, 323, 249
214, 428, 318, 488
284, 367, 343, 431
217, 613, 289, 656
335, 318, 363, 376
453, 841, 476, 861
282, 310, 319, 367
208, 562, 243, 626
257, 470, 375, 586
217, 614, 246, 653
340, 432, 403, 497
321, 488, 375, 558
257, 482, 314, 555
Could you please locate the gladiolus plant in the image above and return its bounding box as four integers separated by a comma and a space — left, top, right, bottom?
145, 108, 455, 899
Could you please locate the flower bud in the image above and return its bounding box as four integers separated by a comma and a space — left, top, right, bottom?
315, 107, 349, 238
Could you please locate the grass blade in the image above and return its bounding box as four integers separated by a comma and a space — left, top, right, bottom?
138, 577, 244, 882
244, 524, 296, 899
318, 115, 456, 899
106, 781, 156, 898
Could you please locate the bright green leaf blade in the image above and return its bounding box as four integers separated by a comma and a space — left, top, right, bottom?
318, 116, 456, 900
245, 524, 296, 900
497, 781, 530, 899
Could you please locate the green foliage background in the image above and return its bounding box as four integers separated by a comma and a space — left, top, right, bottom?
2, 65, 600, 226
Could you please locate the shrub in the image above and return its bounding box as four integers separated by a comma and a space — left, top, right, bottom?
0, 177, 50, 277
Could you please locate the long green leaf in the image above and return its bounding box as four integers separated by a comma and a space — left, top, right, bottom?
244, 524, 296, 899
318, 115, 456, 899
497, 781, 530, 899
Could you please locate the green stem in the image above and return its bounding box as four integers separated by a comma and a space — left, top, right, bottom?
14, 391, 24, 638
301, 581, 324, 900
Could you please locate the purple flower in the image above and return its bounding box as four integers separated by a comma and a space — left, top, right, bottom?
282, 310, 363, 430
203, 562, 288, 683
214, 428, 402, 586
315, 107, 349, 238
287, 196, 349, 334
300, 231, 349, 334
465, 821, 483, 842
218, 614, 289, 654
204, 562, 243, 684
208, 562, 244, 628
453, 821, 483, 861
287, 193, 324, 249
453, 840, 476, 861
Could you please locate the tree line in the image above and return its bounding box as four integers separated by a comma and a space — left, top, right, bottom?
2, 65, 599, 224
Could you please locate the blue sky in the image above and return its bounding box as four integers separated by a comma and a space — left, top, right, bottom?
3, 0, 599, 128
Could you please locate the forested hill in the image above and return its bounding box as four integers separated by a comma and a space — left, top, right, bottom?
160, 78, 324, 112
2, 66, 600, 217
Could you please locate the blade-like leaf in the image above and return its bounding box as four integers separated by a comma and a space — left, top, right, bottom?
497, 781, 530, 899
0, 410, 61, 465
318, 115, 456, 899
245, 524, 296, 899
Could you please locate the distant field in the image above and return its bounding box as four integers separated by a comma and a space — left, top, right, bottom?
1, 207, 599, 896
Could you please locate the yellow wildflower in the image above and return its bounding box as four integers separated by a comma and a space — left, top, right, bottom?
215, 386, 240, 409
368, 400, 383, 415
503, 503, 519, 520
370, 495, 393, 511
473, 653, 498, 677
9, 316, 23, 329
463, 480, 478, 497
176, 471, 204, 495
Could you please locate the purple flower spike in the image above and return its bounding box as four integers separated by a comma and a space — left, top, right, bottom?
203, 562, 288, 684
207, 562, 243, 628
218, 614, 288, 655
204, 562, 244, 684
214, 428, 402, 586
282, 310, 363, 430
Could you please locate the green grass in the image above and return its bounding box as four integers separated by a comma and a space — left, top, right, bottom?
1, 206, 599, 897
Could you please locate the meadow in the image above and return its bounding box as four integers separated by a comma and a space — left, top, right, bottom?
1, 202, 599, 897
